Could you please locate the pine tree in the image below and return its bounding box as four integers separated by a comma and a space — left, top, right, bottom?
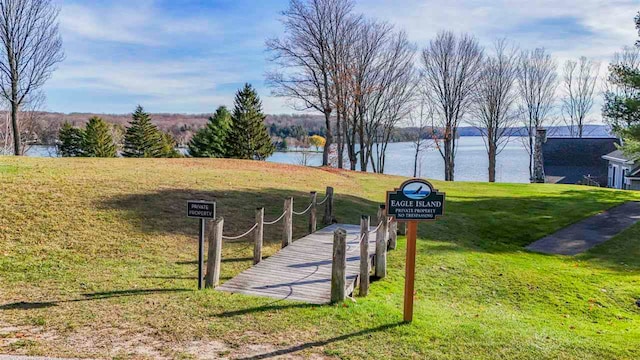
83, 117, 117, 157
159, 131, 182, 158
188, 106, 232, 157
604, 12, 640, 157
226, 84, 275, 160
58, 122, 85, 157
122, 105, 163, 158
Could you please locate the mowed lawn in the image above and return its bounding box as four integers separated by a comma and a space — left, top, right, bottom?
0, 157, 639, 359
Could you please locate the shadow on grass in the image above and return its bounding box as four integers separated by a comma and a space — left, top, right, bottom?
98, 187, 638, 267
236, 322, 404, 360
214, 300, 317, 318
0, 288, 190, 311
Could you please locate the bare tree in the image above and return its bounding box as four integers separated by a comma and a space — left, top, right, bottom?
561, 57, 600, 138
471, 39, 519, 182
408, 99, 433, 177
0, 0, 64, 155
421, 31, 483, 181
517, 48, 558, 180
266, 0, 355, 166
368, 30, 416, 174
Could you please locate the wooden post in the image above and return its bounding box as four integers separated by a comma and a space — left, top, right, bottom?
205, 217, 223, 288
254, 208, 264, 265
375, 205, 387, 279
323, 186, 334, 225
282, 197, 293, 248
359, 215, 370, 297
389, 219, 398, 250
404, 221, 418, 322
309, 191, 317, 233
331, 228, 347, 303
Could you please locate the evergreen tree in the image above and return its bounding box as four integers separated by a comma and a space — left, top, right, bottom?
83, 117, 117, 157
122, 105, 163, 158
604, 13, 640, 157
226, 84, 275, 160
159, 131, 182, 158
58, 122, 85, 157
188, 106, 232, 157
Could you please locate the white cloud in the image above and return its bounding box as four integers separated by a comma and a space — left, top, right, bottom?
44, 0, 640, 117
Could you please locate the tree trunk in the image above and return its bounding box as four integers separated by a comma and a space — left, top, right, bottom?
336, 112, 344, 168
11, 100, 20, 156
323, 111, 332, 166
443, 136, 453, 181
413, 145, 419, 177
488, 143, 496, 183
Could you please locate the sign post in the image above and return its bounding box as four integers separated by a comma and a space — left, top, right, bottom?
386, 179, 445, 323
187, 201, 216, 290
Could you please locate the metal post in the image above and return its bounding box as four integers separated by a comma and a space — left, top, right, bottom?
198, 218, 205, 290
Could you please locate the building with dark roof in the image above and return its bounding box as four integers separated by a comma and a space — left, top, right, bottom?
602, 150, 640, 190
542, 137, 620, 186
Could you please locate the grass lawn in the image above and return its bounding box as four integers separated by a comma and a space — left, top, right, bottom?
0, 157, 639, 359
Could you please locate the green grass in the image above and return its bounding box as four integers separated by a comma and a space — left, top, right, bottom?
0, 157, 639, 359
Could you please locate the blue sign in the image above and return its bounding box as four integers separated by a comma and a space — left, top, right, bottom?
386, 179, 445, 221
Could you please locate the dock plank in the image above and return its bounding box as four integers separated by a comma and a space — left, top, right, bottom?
217, 224, 378, 304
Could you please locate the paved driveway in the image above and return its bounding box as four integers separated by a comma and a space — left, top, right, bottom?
527, 202, 640, 255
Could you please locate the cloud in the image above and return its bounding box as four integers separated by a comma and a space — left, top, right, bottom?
42, 0, 640, 118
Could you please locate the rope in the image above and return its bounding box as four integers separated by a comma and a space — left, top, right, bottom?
222, 223, 258, 240
292, 202, 313, 216
369, 221, 383, 234
264, 211, 286, 225
317, 194, 330, 205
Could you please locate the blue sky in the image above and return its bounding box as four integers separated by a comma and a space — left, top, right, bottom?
45, 0, 640, 115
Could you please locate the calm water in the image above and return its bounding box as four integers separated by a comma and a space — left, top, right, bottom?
268, 137, 530, 183
23, 137, 530, 183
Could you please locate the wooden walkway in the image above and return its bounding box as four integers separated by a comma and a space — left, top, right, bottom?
217, 224, 377, 304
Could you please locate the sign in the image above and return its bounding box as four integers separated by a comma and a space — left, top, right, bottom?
187, 201, 216, 219
385, 179, 445, 323
386, 179, 445, 221
187, 200, 216, 290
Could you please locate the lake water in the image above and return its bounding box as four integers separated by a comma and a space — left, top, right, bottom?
268, 137, 530, 183
22, 137, 530, 183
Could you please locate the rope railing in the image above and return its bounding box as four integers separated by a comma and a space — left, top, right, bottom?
369, 221, 383, 234
264, 211, 286, 225
292, 202, 314, 216
222, 223, 259, 241
317, 194, 330, 205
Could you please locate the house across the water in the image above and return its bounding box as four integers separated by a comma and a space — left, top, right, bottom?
542, 137, 620, 187
602, 150, 640, 190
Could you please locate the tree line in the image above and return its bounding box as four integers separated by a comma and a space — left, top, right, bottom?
59, 106, 180, 158
266, 0, 609, 182
60, 84, 275, 161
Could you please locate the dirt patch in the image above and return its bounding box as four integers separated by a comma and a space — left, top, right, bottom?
0, 324, 335, 359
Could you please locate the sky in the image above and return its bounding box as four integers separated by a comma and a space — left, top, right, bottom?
44, 0, 640, 117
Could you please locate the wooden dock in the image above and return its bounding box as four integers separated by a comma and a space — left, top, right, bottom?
217, 224, 377, 304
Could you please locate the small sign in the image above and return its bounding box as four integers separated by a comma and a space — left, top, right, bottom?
386, 179, 445, 221
187, 201, 216, 219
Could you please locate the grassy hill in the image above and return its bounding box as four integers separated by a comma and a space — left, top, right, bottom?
0, 158, 639, 359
